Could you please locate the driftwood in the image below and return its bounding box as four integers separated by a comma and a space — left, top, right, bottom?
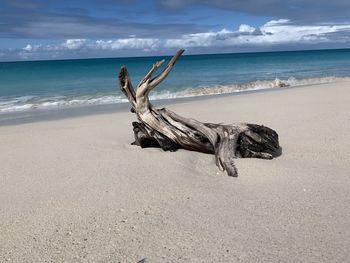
119, 49, 280, 177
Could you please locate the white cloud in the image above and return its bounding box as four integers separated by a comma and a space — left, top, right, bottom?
258, 19, 350, 44
9, 19, 350, 60
22, 44, 43, 52
165, 31, 217, 48
23, 44, 33, 52
95, 38, 160, 51
63, 39, 87, 50
165, 19, 350, 48
238, 24, 256, 33
263, 19, 291, 27
20, 38, 161, 56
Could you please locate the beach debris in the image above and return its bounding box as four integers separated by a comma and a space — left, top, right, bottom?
275, 78, 289, 87
118, 49, 281, 177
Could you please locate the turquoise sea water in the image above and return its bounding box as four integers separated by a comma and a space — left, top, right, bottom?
1, 49, 350, 113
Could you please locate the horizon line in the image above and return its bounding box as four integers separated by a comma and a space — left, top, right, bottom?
1, 47, 350, 63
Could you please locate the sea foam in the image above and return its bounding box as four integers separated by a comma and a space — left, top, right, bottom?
0, 76, 349, 113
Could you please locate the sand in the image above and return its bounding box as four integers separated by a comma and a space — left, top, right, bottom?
1, 82, 350, 262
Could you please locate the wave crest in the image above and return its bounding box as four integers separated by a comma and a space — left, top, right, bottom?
1, 76, 349, 113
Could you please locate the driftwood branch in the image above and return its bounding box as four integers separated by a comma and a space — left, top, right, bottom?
118, 49, 280, 177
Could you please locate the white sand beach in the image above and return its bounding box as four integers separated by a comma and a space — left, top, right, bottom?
1, 82, 350, 262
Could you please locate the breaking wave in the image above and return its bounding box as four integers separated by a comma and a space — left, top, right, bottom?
1, 76, 349, 113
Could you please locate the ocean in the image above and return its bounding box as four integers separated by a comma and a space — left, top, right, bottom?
1, 49, 350, 114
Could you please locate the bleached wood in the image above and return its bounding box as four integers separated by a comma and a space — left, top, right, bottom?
118, 49, 280, 177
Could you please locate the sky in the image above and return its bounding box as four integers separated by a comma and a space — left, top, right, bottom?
1, 0, 350, 61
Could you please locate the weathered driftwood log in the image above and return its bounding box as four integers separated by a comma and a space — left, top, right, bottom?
119, 49, 280, 177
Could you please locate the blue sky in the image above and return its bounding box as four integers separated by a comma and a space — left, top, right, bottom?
1, 0, 350, 61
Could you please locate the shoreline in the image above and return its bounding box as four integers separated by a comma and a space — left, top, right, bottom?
1, 80, 348, 126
